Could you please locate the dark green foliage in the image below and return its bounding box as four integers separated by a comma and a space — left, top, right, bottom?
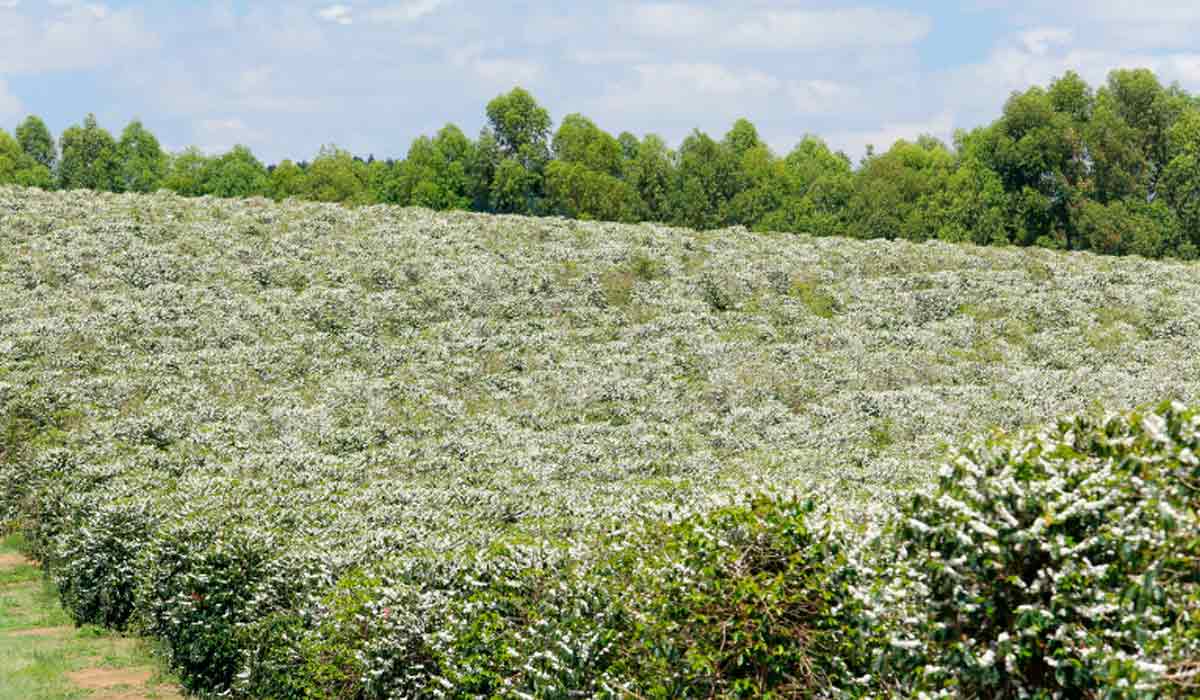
304, 145, 369, 203
0, 128, 53, 188
58, 114, 121, 191
553, 113, 623, 176
544, 159, 641, 221
622, 133, 674, 221
54, 503, 155, 629
135, 523, 315, 694
489, 156, 540, 214
203, 145, 270, 199
723, 118, 762, 159
485, 87, 552, 169
846, 137, 954, 241
15, 115, 57, 172
13, 68, 1200, 259
396, 125, 476, 210
280, 498, 878, 699
117, 120, 166, 193
162, 147, 211, 197
671, 129, 740, 230
1075, 197, 1182, 258
611, 498, 875, 698
268, 159, 307, 201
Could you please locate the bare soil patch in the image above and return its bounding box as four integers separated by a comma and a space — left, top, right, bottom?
91, 689, 186, 700
66, 667, 153, 689
0, 553, 29, 567
4, 625, 72, 638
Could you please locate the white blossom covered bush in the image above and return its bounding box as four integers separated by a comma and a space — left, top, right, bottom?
1, 185, 1200, 695
880, 402, 1200, 697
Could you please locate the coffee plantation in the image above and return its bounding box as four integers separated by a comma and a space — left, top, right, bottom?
1, 186, 1198, 696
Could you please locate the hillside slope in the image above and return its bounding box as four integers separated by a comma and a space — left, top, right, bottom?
2, 186, 1199, 695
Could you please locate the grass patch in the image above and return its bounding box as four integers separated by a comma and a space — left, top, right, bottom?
0, 535, 181, 700
599, 267, 636, 307
788, 276, 838, 318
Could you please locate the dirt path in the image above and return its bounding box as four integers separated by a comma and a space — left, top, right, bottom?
0, 534, 185, 700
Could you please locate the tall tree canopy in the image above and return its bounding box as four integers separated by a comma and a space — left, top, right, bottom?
398, 125, 477, 210
59, 114, 120, 192
117, 120, 166, 193
6, 69, 1200, 261
671, 130, 740, 230
485, 87, 552, 168
0, 128, 54, 188
304, 145, 368, 204
16, 115, 56, 172
552, 114, 622, 177
204, 145, 270, 198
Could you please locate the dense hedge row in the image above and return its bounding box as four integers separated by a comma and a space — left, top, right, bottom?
7, 401, 1197, 697
237, 402, 1200, 698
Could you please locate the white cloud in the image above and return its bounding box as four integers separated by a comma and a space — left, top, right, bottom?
638, 62, 780, 97
451, 44, 543, 86
0, 77, 22, 120
195, 118, 266, 153
0, 1, 159, 74
317, 4, 353, 25
318, 1, 448, 27
789, 80, 857, 115
471, 57, 542, 85
0, 0, 19, 9
597, 62, 857, 120
629, 3, 930, 51
1001, 1, 1200, 49
1083, 0, 1200, 24
367, 0, 447, 23
949, 30, 1200, 119
588, 62, 785, 138
1018, 27, 1072, 56
629, 2, 710, 40
568, 48, 648, 66
726, 8, 930, 51
828, 112, 956, 161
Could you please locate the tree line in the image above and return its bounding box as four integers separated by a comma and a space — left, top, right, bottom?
3, 67, 1200, 259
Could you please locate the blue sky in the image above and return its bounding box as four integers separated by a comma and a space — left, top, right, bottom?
3, 1, 1200, 163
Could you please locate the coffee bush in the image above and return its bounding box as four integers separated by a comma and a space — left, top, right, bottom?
881, 402, 1200, 697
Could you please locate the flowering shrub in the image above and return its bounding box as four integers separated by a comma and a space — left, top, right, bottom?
237, 500, 875, 699
607, 498, 876, 698
1, 185, 1200, 695
882, 402, 1200, 697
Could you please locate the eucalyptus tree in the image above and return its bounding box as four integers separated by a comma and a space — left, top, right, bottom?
203, 145, 270, 198
846, 136, 955, 242
1161, 107, 1200, 257
400, 125, 477, 210
552, 114, 622, 176
163, 147, 211, 197
482, 88, 553, 214
0, 128, 54, 188
622, 134, 674, 222
15, 115, 56, 172
59, 114, 120, 191
268, 159, 308, 201
670, 129, 740, 230
485, 87, 552, 167
722, 118, 762, 160
304, 145, 368, 204
117, 120, 166, 193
